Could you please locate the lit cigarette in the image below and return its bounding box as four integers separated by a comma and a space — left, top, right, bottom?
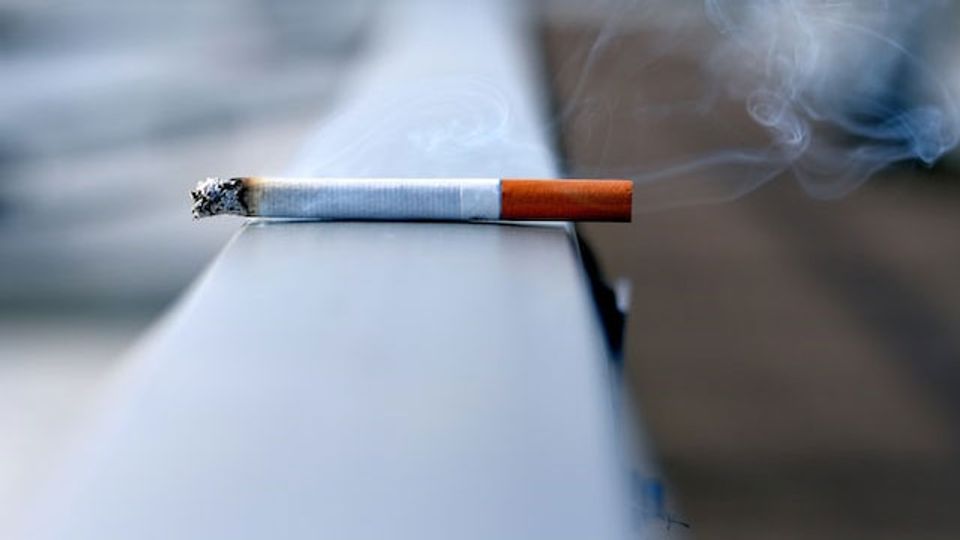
191, 177, 632, 222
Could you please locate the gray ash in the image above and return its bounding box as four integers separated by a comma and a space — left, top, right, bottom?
191, 177, 247, 218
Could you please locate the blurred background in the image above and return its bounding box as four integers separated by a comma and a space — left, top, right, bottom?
2, 0, 959, 538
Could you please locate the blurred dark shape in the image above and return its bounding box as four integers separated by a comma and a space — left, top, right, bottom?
543, 11, 960, 538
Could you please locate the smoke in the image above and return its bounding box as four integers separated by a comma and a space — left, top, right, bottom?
566, 0, 960, 208
284, 0, 959, 209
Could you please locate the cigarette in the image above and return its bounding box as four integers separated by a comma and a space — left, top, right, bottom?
191, 177, 632, 222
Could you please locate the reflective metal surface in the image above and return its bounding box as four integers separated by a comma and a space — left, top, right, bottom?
27, 1, 640, 538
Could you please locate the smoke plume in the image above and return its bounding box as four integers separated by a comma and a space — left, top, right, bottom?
567, 0, 960, 208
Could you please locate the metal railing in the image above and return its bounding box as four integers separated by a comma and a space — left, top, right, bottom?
28, 1, 642, 538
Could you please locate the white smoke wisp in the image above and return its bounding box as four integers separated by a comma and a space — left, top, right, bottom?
707, 0, 958, 197
574, 0, 960, 208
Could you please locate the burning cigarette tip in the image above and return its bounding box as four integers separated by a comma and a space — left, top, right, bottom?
191, 177, 248, 219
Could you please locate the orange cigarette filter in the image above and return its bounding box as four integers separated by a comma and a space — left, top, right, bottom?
501, 179, 632, 222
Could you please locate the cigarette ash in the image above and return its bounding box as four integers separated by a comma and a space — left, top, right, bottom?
191, 177, 248, 218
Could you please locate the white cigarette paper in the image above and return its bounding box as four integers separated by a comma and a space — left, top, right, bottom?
192, 176, 500, 220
